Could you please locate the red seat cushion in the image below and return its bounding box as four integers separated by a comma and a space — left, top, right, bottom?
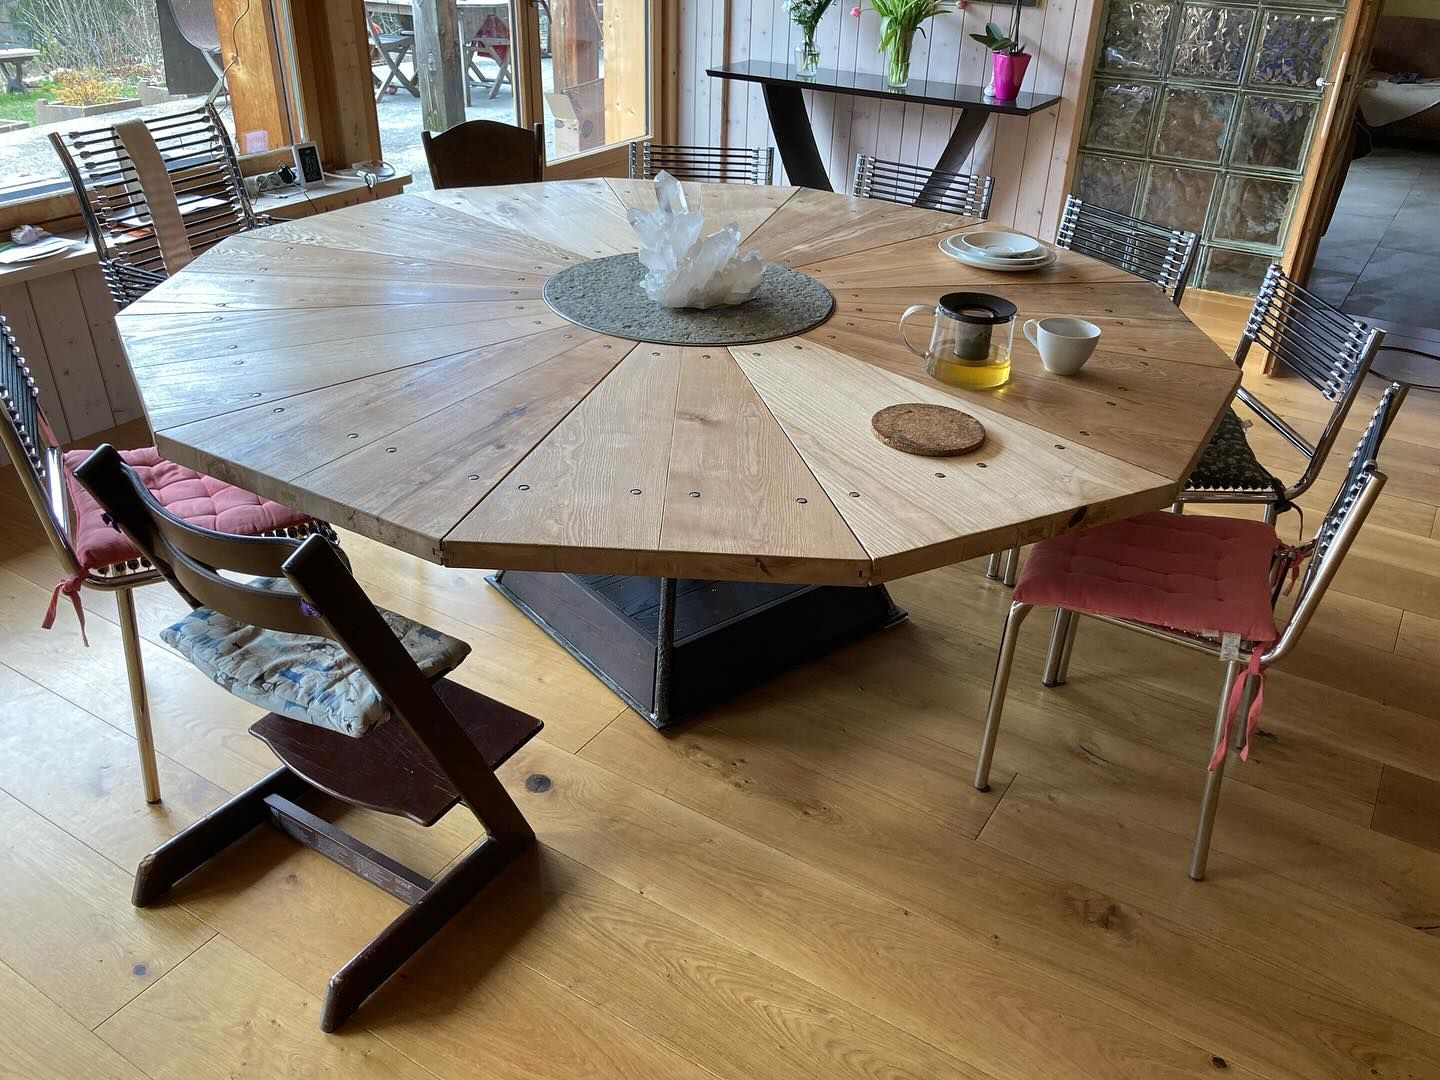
1013, 511, 1280, 645
63, 446, 313, 571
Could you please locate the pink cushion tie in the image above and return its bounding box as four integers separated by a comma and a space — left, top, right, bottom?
44, 447, 315, 642
1014, 511, 1284, 770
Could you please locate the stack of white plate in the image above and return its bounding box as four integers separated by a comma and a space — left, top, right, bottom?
940, 230, 1056, 272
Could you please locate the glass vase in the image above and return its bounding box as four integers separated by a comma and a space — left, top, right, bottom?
796, 33, 821, 77
884, 26, 915, 88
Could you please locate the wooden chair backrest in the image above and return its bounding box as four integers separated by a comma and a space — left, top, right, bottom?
422, 121, 544, 189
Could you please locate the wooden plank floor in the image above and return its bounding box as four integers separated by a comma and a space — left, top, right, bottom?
2, 291, 1439, 1078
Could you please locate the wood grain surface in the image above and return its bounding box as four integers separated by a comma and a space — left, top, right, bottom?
117, 180, 1240, 583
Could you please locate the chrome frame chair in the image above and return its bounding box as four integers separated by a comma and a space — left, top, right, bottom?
50, 103, 261, 308
628, 141, 775, 184
1054, 194, 1200, 305
0, 316, 335, 804
973, 386, 1399, 881
74, 444, 541, 1031
1175, 263, 1383, 520
850, 153, 994, 218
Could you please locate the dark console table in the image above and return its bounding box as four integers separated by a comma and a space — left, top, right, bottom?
707, 60, 1062, 191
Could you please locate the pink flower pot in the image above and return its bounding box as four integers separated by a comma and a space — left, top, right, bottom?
991, 51, 1031, 101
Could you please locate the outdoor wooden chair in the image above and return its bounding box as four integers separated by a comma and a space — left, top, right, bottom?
74, 444, 543, 1032
973, 386, 1399, 881
369, 12, 417, 99
50, 104, 262, 307
628, 141, 775, 184
851, 153, 994, 218
462, 9, 514, 103
422, 120, 544, 188
1055, 195, 1200, 305
0, 316, 333, 805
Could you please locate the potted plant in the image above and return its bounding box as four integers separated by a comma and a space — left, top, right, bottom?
785, 0, 836, 78
970, 9, 1030, 101
868, 0, 953, 89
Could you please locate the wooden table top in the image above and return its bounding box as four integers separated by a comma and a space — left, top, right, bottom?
114, 179, 1240, 586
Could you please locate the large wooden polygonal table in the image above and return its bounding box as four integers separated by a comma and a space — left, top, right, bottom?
115, 179, 1241, 726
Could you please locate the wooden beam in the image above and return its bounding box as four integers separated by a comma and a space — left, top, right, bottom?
412, 0, 466, 133
214, 0, 293, 153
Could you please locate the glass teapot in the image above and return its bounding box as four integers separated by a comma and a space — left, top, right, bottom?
899, 292, 1017, 390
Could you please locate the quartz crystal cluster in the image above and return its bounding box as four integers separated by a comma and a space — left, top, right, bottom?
627, 171, 765, 309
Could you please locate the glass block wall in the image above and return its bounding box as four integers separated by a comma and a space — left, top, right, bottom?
1073, 0, 1343, 295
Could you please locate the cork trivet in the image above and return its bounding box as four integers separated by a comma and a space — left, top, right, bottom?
871, 403, 986, 456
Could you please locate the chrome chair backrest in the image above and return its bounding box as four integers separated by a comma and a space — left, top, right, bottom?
628, 141, 775, 185
1233, 263, 1383, 501
1267, 385, 1397, 664
0, 316, 80, 578
50, 104, 258, 307
850, 153, 994, 218
1055, 194, 1200, 305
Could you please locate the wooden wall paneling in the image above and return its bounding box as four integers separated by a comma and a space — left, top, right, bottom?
25, 274, 114, 440
1010, 0, 1074, 233
0, 282, 71, 445
73, 267, 142, 425
1038, 0, 1103, 239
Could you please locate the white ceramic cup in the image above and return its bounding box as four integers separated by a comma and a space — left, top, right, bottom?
1023, 317, 1101, 375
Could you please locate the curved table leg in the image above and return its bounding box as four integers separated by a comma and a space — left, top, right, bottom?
763, 84, 832, 190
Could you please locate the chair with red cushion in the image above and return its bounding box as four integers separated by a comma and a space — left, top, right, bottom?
0, 315, 334, 804
972, 386, 1398, 881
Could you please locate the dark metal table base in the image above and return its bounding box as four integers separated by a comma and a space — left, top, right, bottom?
764, 83, 993, 193
489, 571, 907, 729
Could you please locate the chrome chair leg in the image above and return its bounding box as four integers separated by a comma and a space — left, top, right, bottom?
1001, 546, 1019, 587
985, 552, 1002, 580
1262, 502, 1279, 525
974, 601, 1032, 792
116, 588, 161, 804
1189, 659, 1242, 881
1042, 608, 1080, 687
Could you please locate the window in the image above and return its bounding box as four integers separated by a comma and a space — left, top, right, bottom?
0, 0, 299, 207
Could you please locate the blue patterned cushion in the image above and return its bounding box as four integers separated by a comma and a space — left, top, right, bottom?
160, 579, 470, 738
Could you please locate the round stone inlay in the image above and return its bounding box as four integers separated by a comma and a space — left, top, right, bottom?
542, 253, 834, 346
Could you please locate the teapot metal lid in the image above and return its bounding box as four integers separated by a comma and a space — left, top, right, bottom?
938, 292, 1017, 325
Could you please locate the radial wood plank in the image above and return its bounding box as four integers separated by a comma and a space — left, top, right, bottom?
133, 264, 546, 313
118, 299, 552, 371
604, 176, 799, 242
0, 959, 148, 1080
503, 740, 1251, 1080
743, 187, 981, 267
258, 191, 585, 272
157, 327, 616, 500
732, 338, 1176, 579
444, 345, 684, 569
95, 936, 439, 1080
286, 338, 633, 559
811, 289, 1239, 485
1372, 767, 1440, 856
800, 226, 1139, 286
580, 711, 1440, 1080
419, 177, 641, 258
136, 313, 568, 431
188, 232, 561, 290
656, 347, 871, 582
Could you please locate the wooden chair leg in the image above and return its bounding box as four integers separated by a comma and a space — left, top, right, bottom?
320, 830, 534, 1032
116, 587, 161, 804
133, 767, 310, 906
